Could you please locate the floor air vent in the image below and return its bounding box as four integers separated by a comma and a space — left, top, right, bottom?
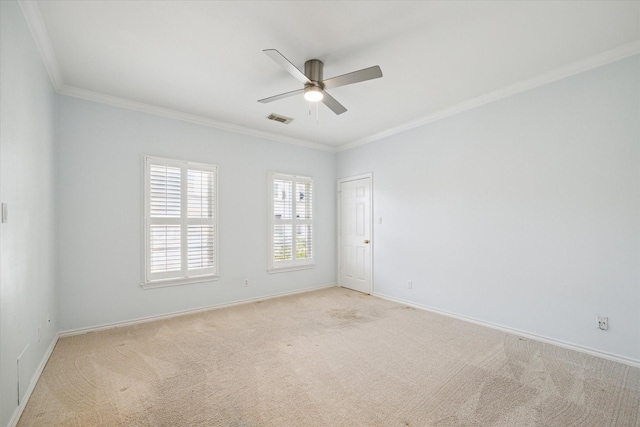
267, 113, 293, 124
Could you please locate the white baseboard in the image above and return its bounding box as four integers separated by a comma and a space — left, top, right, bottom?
21, 283, 635, 427
374, 292, 640, 369
8, 334, 59, 427
60, 283, 337, 338
9, 284, 336, 426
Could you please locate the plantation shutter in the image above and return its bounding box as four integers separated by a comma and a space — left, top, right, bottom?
145, 157, 218, 285
187, 168, 216, 273
269, 173, 314, 272
149, 164, 182, 275
273, 178, 293, 261
295, 179, 313, 260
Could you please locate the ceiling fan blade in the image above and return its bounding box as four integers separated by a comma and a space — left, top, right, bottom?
258, 88, 304, 103
263, 49, 310, 85
320, 90, 347, 115
322, 65, 383, 90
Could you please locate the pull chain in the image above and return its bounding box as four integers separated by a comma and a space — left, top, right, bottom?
308, 102, 320, 124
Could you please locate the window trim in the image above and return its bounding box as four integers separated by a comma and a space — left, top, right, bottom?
267, 172, 315, 273
141, 155, 219, 289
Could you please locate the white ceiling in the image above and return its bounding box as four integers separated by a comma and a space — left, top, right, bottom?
24, 1, 640, 151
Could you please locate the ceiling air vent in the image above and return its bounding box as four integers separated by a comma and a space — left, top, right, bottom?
267, 113, 293, 124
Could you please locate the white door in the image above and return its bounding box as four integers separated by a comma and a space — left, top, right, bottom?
339, 176, 372, 294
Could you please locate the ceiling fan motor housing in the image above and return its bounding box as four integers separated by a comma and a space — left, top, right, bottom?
304, 59, 324, 88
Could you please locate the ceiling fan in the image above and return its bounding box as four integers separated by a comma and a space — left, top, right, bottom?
258, 49, 383, 115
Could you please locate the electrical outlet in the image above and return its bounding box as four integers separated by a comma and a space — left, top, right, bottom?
407, 280, 412, 289
596, 315, 608, 331
244, 279, 249, 287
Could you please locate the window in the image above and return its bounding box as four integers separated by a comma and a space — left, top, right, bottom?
143, 156, 218, 288
268, 172, 314, 272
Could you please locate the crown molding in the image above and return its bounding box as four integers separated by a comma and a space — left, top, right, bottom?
18, 0, 336, 153
18, 0, 64, 91
19, 0, 638, 154
338, 40, 640, 152
58, 85, 336, 152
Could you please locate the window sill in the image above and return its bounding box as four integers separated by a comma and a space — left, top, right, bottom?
140, 274, 219, 289
267, 264, 315, 274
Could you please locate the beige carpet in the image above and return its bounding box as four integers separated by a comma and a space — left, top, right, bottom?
18, 287, 640, 426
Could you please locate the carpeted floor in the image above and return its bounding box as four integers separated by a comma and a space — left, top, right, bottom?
18, 287, 640, 426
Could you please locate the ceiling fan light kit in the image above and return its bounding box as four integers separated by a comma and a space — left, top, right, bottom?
304, 86, 324, 102
258, 49, 383, 115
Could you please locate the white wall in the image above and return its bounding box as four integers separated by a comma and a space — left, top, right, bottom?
56, 96, 336, 332
337, 55, 640, 362
0, 1, 59, 425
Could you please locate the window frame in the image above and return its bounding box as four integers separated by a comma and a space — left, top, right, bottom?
142, 155, 219, 289
268, 172, 315, 273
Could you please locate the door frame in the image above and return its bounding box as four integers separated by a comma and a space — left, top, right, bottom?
337, 173, 373, 294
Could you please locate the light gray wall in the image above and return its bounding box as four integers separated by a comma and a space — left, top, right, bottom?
337, 55, 640, 362
2, 3, 638, 424
56, 96, 336, 331
0, 1, 58, 425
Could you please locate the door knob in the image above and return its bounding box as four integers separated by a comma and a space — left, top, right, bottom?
364, 240, 370, 244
